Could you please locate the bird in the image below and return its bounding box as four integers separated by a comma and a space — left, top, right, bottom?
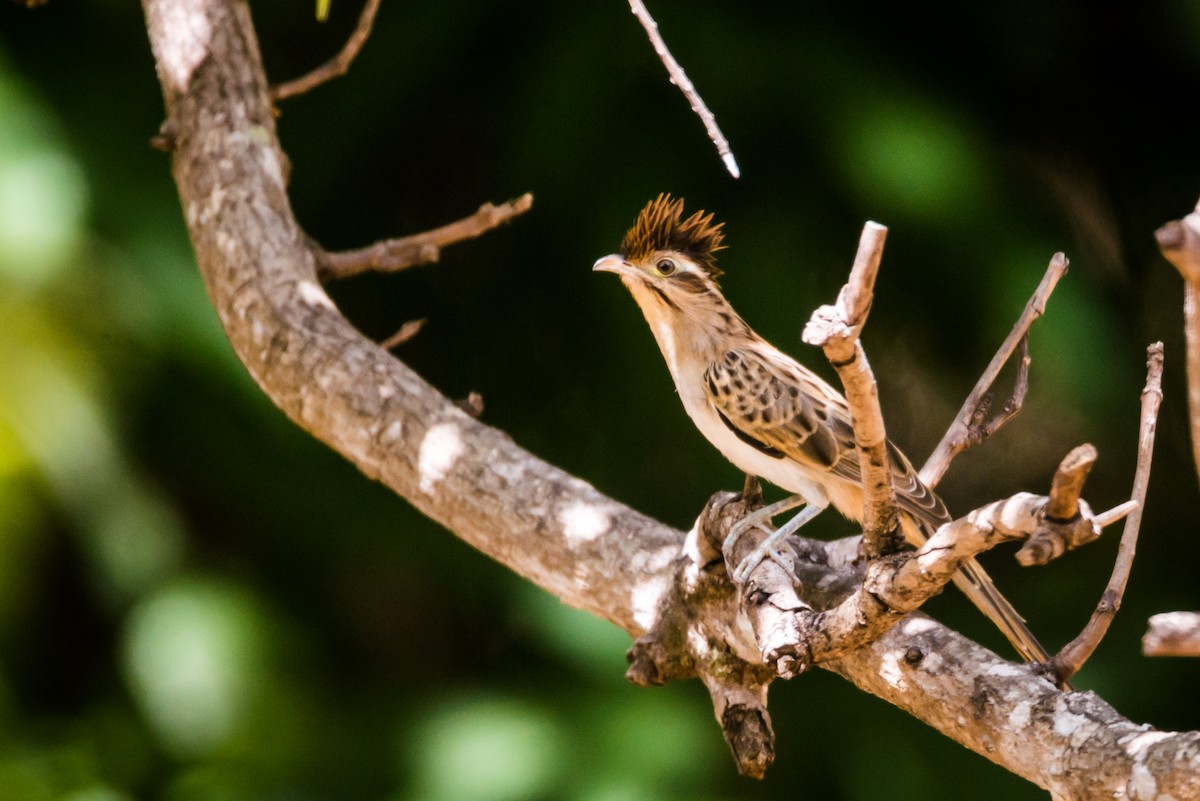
593, 193, 1050, 665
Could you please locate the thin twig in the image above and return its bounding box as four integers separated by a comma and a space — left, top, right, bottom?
1091, 500, 1138, 529
802, 222, 898, 558
627, 0, 740, 179
1144, 611, 1200, 657
1155, 202, 1200, 488
272, 0, 382, 101
1049, 343, 1163, 684
920, 253, 1068, 489
380, 318, 425, 350
316, 193, 533, 281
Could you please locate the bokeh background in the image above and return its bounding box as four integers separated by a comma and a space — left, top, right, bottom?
1, 1, 1199, 799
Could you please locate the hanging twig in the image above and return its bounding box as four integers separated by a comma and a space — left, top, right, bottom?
920, 253, 1068, 488
272, 0, 383, 101
1048, 343, 1163, 685
627, 0, 740, 179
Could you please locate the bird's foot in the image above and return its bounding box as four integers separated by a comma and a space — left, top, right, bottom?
727, 502, 827, 584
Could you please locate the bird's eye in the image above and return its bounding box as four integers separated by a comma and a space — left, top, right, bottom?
656, 259, 676, 276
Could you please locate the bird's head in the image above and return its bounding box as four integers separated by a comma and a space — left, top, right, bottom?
593, 194, 727, 320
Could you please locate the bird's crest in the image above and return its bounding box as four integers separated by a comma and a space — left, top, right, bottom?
620, 194, 726, 279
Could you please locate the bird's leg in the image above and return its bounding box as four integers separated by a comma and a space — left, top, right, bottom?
730, 500, 828, 584
722, 494, 807, 553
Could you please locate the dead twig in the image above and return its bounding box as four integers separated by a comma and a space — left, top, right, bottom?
1155, 201, 1200, 488
802, 222, 900, 558
920, 253, 1068, 489
379, 318, 425, 350
272, 0, 382, 101
1144, 612, 1200, 657
627, 0, 739, 179
1044, 443, 1096, 520
316, 193, 533, 281
1016, 446, 1107, 567
1048, 343, 1163, 685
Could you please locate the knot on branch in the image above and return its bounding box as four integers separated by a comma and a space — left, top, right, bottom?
623, 490, 781, 776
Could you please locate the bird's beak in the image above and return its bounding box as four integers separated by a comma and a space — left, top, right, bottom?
593, 254, 634, 276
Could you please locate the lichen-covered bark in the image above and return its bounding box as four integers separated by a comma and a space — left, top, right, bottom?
140, 0, 1200, 795
142, 0, 681, 635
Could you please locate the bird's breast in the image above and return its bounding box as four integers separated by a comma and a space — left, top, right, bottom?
673, 368, 832, 507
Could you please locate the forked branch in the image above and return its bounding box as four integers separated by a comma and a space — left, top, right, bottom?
920, 253, 1068, 488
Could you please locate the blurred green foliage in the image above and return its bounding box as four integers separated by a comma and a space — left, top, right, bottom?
1, 1, 1199, 799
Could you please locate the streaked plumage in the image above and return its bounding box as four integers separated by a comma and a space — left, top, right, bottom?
595, 194, 1049, 665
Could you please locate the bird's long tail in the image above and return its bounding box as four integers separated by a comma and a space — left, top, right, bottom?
901, 514, 1051, 665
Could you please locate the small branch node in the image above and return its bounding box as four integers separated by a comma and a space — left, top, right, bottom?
455, 391, 485, 419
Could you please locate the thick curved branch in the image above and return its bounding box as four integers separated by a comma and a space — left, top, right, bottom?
141, 0, 1200, 796
143, 0, 678, 635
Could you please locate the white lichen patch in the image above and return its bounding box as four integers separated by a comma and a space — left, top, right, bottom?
631, 575, 670, 631
1052, 707, 1093, 747
879, 649, 907, 690
296, 279, 336, 311
1007, 700, 1032, 729
687, 627, 711, 661
1127, 763, 1158, 799
255, 139, 285, 188
158, 2, 212, 92
984, 662, 1028, 679
1122, 730, 1173, 756
899, 616, 939, 636
558, 501, 612, 546
418, 422, 464, 495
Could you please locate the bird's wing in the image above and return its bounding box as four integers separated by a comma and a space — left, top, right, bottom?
703, 344, 947, 526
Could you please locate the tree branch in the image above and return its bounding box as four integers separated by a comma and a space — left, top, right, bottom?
920, 253, 1068, 488
1144, 612, 1200, 657
1156, 202, 1200, 488
801, 222, 900, 557
627, 0, 739, 178
1049, 343, 1163, 684
315, 193, 534, 281
140, 0, 1200, 795
271, 0, 381, 101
